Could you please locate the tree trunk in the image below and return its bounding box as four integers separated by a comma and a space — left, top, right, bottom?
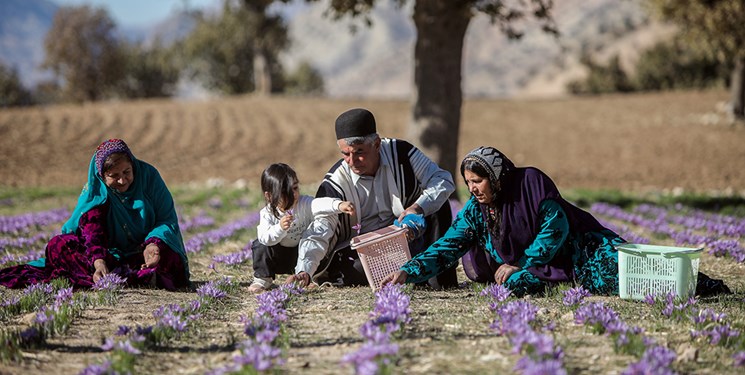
731, 55, 745, 120
409, 0, 472, 184
254, 44, 272, 95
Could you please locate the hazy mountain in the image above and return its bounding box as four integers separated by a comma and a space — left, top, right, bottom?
283, 0, 666, 98
0, 0, 57, 85
1, 0, 668, 98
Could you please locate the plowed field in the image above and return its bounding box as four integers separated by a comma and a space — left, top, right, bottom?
1, 90, 743, 194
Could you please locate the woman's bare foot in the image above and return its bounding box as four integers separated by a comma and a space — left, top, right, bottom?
248, 283, 267, 293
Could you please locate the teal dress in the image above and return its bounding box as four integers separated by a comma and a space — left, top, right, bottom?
401, 197, 624, 296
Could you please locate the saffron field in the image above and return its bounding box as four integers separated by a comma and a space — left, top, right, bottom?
1, 90, 745, 374
0, 186, 743, 374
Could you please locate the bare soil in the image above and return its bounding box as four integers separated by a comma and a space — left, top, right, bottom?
1, 90, 743, 194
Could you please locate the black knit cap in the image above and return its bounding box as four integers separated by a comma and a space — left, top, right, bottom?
335, 108, 376, 140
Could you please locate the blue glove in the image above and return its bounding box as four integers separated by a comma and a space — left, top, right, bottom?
393, 214, 426, 240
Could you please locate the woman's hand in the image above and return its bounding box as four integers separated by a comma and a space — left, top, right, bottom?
142, 243, 161, 269
381, 270, 408, 287
285, 271, 310, 287
93, 258, 109, 283
280, 213, 294, 230
494, 264, 520, 285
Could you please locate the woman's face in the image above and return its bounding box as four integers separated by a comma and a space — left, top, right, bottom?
464, 169, 495, 204
103, 159, 134, 193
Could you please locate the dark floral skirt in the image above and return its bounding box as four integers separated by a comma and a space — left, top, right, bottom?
0, 233, 187, 290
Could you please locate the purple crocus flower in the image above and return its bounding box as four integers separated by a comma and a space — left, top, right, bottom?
733, 351, 745, 367
135, 325, 153, 336
79, 360, 112, 375
1, 295, 20, 307
209, 197, 224, 209
22, 282, 54, 296
100, 337, 116, 351
154, 307, 188, 332
562, 286, 591, 306
33, 307, 53, 325
92, 273, 126, 291
515, 357, 567, 375
352, 223, 362, 235
234, 340, 284, 372
622, 345, 676, 375
116, 339, 142, 355
481, 283, 512, 303
341, 340, 399, 375
115, 325, 131, 336
196, 283, 228, 300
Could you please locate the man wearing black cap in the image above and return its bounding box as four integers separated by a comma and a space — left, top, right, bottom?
290, 108, 458, 289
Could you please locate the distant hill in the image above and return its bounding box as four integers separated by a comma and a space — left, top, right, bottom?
0, 0, 57, 85
0, 0, 671, 99
283, 0, 671, 98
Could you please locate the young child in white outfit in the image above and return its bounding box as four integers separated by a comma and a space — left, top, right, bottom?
249, 163, 354, 293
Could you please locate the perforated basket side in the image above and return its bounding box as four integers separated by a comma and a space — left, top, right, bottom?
356, 232, 411, 291
618, 250, 700, 300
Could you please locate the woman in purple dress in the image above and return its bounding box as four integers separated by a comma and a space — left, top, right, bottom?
0, 139, 189, 290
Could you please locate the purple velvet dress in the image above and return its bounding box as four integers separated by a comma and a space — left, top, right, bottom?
0, 204, 187, 290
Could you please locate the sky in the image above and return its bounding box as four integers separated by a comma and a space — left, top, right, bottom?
51, 0, 220, 28
51, 0, 306, 28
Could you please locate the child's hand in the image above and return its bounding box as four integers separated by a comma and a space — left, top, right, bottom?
339, 201, 355, 215
280, 213, 294, 230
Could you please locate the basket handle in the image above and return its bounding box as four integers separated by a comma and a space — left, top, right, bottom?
618, 246, 702, 257
661, 248, 702, 258
618, 246, 645, 256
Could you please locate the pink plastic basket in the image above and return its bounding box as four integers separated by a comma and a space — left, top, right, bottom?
351, 225, 411, 291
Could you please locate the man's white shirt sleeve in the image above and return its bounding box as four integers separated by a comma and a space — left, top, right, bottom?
409, 147, 455, 216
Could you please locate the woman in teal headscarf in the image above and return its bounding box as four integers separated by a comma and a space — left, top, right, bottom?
0, 139, 190, 290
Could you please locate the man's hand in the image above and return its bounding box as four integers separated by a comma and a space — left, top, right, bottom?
397, 203, 424, 223
494, 264, 520, 285
381, 270, 408, 287
93, 258, 109, 283
285, 271, 311, 287
142, 243, 161, 269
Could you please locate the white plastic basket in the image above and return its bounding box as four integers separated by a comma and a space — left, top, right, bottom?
351, 225, 411, 291
616, 243, 702, 300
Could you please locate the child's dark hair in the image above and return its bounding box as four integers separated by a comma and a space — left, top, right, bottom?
261, 163, 298, 218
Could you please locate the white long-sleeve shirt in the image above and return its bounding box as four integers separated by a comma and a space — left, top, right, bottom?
257, 195, 346, 248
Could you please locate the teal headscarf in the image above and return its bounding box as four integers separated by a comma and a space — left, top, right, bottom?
31, 140, 189, 283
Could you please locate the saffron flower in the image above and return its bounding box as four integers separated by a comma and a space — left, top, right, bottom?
514, 357, 567, 375
92, 273, 126, 291
352, 223, 362, 235
733, 352, 745, 367
562, 286, 590, 307
481, 283, 512, 304
79, 360, 112, 375
622, 345, 676, 375
233, 341, 284, 372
